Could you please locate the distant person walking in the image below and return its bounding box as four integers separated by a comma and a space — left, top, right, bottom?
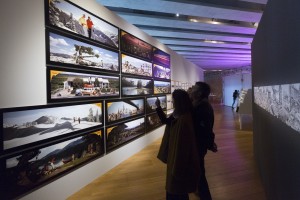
232, 90, 239, 108
86, 16, 94, 39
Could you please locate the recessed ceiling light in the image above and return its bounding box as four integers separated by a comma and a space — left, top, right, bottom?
176, 13, 179, 17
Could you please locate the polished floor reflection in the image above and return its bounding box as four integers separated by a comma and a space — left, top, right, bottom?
68, 105, 266, 200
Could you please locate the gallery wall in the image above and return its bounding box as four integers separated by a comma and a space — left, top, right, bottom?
0, 0, 203, 200
252, 0, 300, 199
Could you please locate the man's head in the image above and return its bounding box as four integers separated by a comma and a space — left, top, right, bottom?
191, 81, 211, 100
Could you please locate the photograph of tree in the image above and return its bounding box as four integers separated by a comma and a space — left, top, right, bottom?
48, 68, 120, 102
47, 0, 118, 48
121, 76, 153, 96
48, 31, 119, 72
121, 54, 152, 77
2, 102, 103, 150
254, 83, 300, 133
153, 64, 171, 80
106, 98, 145, 124
106, 117, 145, 152
2, 130, 104, 200
146, 96, 167, 114
153, 47, 170, 67
145, 113, 163, 133
154, 80, 171, 94
120, 30, 152, 61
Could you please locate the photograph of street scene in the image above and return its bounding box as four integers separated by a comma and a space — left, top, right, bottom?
49, 31, 119, 72
49, 69, 119, 101
121, 77, 153, 96
153, 47, 170, 67
146, 96, 167, 114
3, 130, 104, 200
254, 83, 300, 133
154, 80, 171, 94
47, 0, 118, 48
121, 54, 152, 77
2, 103, 103, 150
106, 117, 145, 152
106, 99, 144, 124
120, 30, 152, 61
146, 113, 162, 133
153, 64, 171, 80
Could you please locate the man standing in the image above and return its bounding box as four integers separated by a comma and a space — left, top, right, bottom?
86, 16, 94, 39
232, 90, 239, 108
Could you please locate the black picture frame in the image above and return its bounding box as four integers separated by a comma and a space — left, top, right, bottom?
146, 95, 167, 114
153, 64, 171, 80
153, 47, 171, 67
154, 80, 171, 94
121, 76, 154, 97
105, 117, 145, 153
120, 30, 153, 61
145, 113, 163, 133
0, 100, 103, 153
121, 53, 152, 77
45, 0, 119, 49
1, 129, 105, 200
46, 29, 120, 74
105, 98, 145, 125
47, 66, 120, 103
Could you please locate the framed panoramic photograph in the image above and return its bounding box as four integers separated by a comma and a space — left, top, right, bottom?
146, 95, 167, 114
106, 98, 145, 125
45, 0, 119, 48
121, 53, 152, 77
153, 47, 171, 67
120, 30, 152, 61
0, 101, 103, 152
46, 30, 119, 73
121, 76, 153, 97
1, 129, 104, 200
145, 113, 163, 133
153, 64, 171, 80
106, 117, 145, 152
154, 80, 171, 94
47, 67, 120, 102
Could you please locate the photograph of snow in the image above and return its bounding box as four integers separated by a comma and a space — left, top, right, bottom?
120, 30, 152, 61
47, 31, 119, 72
254, 83, 300, 133
106, 98, 145, 124
2, 102, 103, 150
106, 117, 145, 152
121, 76, 153, 96
154, 80, 171, 94
48, 68, 120, 102
146, 113, 163, 133
46, 0, 118, 48
153, 64, 171, 80
146, 96, 167, 114
3, 130, 104, 200
121, 54, 152, 77
153, 47, 170, 67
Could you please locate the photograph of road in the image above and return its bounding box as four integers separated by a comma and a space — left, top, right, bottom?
3, 130, 104, 200
121, 77, 153, 96
106, 99, 144, 124
121, 54, 152, 77
146, 96, 167, 114
49, 69, 120, 101
106, 117, 145, 152
2, 103, 103, 150
47, 0, 118, 48
153, 47, 170, 67
254, 83, 300, 133
48, 31, 119, 72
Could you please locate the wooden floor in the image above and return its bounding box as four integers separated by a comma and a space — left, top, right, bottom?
68, 105, 266, 200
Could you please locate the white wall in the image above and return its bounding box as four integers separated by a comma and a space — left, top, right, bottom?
223, 73, 252, 107
0, 0, 203, 199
